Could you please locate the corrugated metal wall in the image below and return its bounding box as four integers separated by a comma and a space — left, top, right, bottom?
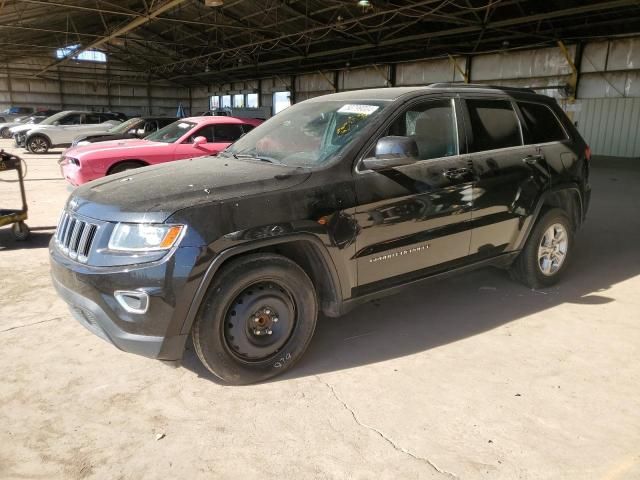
573, 98, 640, 157
208, 37, 640, 157
0, 56, 191, 116
5, 36, 638, 157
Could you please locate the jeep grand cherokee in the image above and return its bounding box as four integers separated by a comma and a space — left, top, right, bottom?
50, 84, 591, 384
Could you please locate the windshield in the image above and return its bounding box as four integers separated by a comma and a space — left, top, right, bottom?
144, 120, 195, 143
109, 117, 141, 133
222, 100, 387, 167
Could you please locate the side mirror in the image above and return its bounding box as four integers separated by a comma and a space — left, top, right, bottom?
362, 136, 419, 171
193, 136, 207, 146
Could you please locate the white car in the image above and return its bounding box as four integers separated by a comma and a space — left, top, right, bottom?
15, 110, 122, 153
0, 116, 32, 138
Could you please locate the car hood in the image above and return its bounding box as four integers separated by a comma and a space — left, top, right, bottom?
10, 124, 34, 134
68, 138, 156, 157
68, 155, 311, 223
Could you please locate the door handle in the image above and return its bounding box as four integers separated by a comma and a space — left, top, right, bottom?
522, 154, 544, 165
442, 167, 471, 179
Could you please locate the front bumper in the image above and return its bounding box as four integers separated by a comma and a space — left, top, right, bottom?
59, 159, 100, 186
14, 133, 26, 147
50, 241, 205, 361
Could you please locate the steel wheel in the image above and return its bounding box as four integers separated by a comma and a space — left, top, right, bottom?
28, 136, 48, 153
537, 223, 568, 276
223, 281, 296, 362
192, 253, 318, 384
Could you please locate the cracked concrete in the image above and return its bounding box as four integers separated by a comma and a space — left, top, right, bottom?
0, 317, 63, 333
2, 142, 640, 479
318, 376, 458, 479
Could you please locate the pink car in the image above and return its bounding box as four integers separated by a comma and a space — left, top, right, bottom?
59, 116, 262, 186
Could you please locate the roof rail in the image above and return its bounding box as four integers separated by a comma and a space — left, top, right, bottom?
429, 83, 536, 93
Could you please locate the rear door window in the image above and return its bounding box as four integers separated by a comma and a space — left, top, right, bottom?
465, 99, 522, 152
517, 102, 568, 144
86, 114, 102, 124
213, 124, 244, 142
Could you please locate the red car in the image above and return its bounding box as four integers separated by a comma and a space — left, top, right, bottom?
59, 116, 262, 186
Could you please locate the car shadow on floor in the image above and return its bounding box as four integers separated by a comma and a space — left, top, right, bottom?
0, 227, 54, 250
178, 165, 640, 384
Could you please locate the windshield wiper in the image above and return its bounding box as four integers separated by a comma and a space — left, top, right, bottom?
233, 153, 283, 165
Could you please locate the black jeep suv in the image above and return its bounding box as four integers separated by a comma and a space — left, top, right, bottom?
50, 85, 591, 384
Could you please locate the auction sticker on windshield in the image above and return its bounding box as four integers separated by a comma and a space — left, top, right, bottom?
337, 104, 379, 115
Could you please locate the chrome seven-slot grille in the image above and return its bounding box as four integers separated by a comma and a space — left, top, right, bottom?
55, 211, 98, 262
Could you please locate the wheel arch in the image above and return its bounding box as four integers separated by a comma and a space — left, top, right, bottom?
179, 234, 344, 337
541, 186, 583, 231
26, 131, 51, 146
514, 184, 583, 251
107, 159, 149, 175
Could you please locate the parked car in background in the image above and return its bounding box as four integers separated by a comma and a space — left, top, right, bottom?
0, 106, 35, 123
0, 110, 59, 138
60, 116, 262, 185
71, 116, 178, 147
201, 107, 270, 120
0, 116, 34, 138
16, 111, 122, 153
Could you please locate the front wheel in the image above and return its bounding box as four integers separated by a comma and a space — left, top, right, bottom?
27, 135, 49, 154
192, 253, 318, 385
510, 208, 573, 289
0, 127, 11, 138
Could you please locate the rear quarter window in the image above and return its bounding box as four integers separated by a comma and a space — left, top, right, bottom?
465, 99, 522, 153
517, 102, 568, 144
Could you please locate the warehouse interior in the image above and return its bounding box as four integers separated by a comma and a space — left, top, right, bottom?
2, 0, 640, 156
2, 2, 640, 479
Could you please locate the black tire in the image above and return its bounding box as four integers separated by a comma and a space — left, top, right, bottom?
26, 135, 50, 154
193, 253, 318, 385
0, 127, 11, 139
510, 208, 573, 289
12, 221, 30, 241
108, 161, 145, 175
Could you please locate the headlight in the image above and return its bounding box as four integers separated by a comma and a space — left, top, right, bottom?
108, 223, 185, 252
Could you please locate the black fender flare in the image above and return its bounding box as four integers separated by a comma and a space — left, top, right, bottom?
179, 233, 344, 336
513, 183, 583, 251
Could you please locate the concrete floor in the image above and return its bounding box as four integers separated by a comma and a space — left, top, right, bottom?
1, 140, 639, 480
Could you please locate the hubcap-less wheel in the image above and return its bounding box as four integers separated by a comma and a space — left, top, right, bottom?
224, 281, 296, 361
29, 137, 48, 153
537, 223, 568, 276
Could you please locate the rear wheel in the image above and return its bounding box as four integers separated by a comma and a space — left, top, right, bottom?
108, 161, 145, 175
192, 253, 318, 385
27, 135, 50, 154
510, 208, 573, 289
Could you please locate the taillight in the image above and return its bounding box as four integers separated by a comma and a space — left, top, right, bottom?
585, 145, 591, 161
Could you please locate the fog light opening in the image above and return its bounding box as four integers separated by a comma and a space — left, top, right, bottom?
114, 290, 149, 314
